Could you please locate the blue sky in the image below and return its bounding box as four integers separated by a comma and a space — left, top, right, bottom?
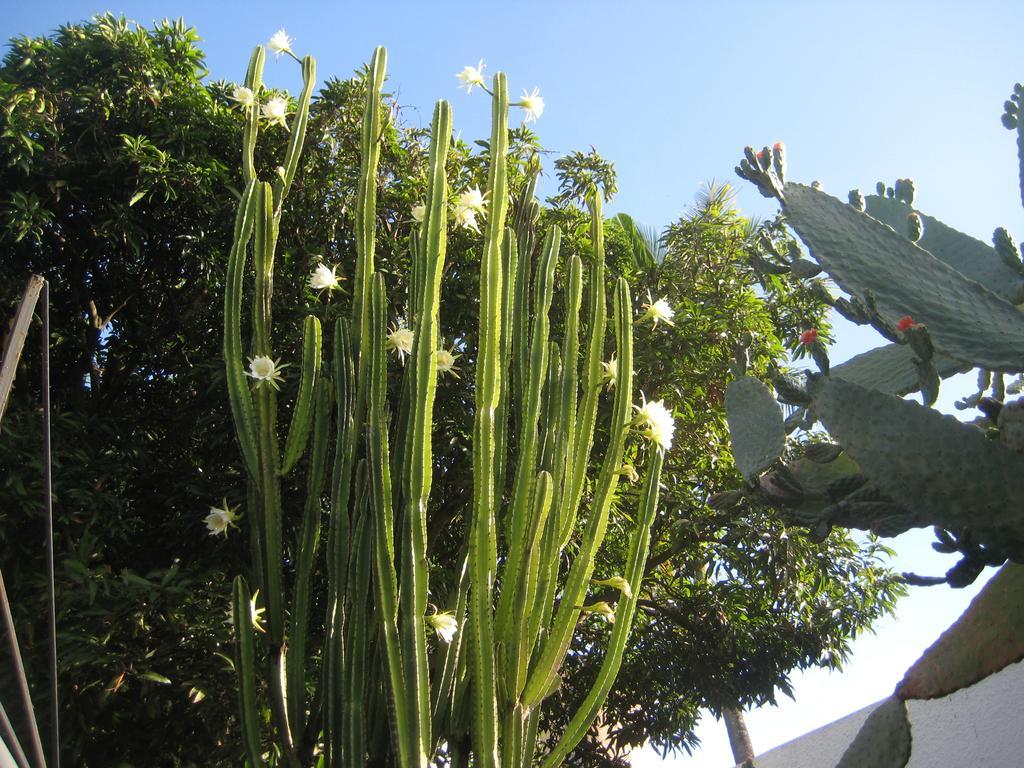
5, 2, 1023, 765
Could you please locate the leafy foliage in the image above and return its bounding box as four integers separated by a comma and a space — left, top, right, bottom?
0, 15, 246, 765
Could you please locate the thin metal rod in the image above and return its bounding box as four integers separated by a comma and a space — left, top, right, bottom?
0, 568, 46, 768
42, 281, 58, 768
0, 699, 31, 768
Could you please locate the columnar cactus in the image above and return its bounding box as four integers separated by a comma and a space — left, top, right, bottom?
728, 86, 1024, 593
222, 39, 672, 767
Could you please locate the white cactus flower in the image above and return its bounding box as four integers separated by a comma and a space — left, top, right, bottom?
309, 262, 340, 292
634, 394, 675, 451
231, 86, 255, 109
592, 575, 633, 599
205, 498, 241, 537
637, 295, 675, 328
457, 187, 487, 214
268, 29, 294, 59
453, 205, 480, 233
246, 355, 287, 390
426, 610, 459, 643
519, 87, 545, 123
452, 187, 487, 233
411, 203, 426, 224
262, 96, 289, 129
456, 60, 486, 94
435, 347, 461, 378
387, 324, 415, 364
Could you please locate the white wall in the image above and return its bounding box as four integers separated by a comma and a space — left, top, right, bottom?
747, 660, 1024, 768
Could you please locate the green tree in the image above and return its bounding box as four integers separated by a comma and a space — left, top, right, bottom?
0, 15, 249, 765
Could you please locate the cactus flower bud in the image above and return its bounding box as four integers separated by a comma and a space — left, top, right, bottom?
230, 590, 267, 633
897, 315, 915, 332
580, 601, 616, 623
600, 358, 618, 390
757, 146, 772, 171
592, 575, 633, 599
617, 463, 639, 483
772, 141, 787, 182
799, 328, 818, 345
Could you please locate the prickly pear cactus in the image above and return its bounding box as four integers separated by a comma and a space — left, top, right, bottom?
809, 375, 1024, 557
862, 191, 1024, 303
781, 182, 1024, 373
998, 397, 1024, 452
1001, 82, 1024, 207
760, 461, 919, 545
832, 342, 968, 396
732, 88, 1024, 597
835, 696, 911, 768
725, 376, 785, 483
896, 563, 1024, 700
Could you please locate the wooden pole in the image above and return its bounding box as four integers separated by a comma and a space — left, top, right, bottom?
0, 275, 44, 425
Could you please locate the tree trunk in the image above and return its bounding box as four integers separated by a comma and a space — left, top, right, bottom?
722, 706, 755, 767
